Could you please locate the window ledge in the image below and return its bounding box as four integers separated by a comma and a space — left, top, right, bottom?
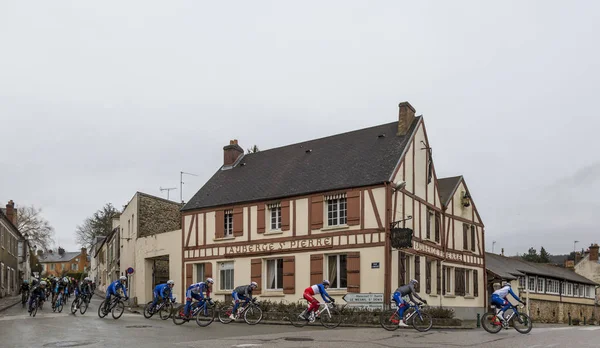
326, 289, 348, 295
464, 296, 476, 299
260, 292, 285, 297
213, 290, 234, 295
444, 294, 456, 298
213, 236, 236, 242
428, 294, 438, 298
265, 230, 284, 236
321, 225, 350, 232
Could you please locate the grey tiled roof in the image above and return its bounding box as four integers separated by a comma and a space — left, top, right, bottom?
486, 252, 597, 285
182, 118, 421, 211
38, 252, 81, 263
437, 176, 462, 207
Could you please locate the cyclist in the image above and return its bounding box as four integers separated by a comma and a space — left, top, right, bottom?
393, 279, 427, 327
151, 280, 175, 310
20, 279, 30, 295
230, 281, 258, 320
491, 281, 525, 324
28, 280, 47, 313
299, 280, 334, 320
184, 278, 213, 317
53, 277, 68, 306
104, 276, 128, 312
78, 277, 92, 302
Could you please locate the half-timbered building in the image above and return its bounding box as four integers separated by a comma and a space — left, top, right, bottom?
180, 101, 486, 319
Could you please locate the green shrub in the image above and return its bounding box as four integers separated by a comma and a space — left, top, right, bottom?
422, 306, 455, 319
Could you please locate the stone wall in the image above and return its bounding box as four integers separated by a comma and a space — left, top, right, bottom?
138, 194, 182, 238
528, 299, 599, 323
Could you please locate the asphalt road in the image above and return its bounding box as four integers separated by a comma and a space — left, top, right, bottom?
1, 297, 599, 348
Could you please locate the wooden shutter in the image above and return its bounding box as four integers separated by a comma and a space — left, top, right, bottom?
233, 207, 243, 237
426, 211, 431, 239
435, 212, 441, 242
414, 256, 421, 292
463, 224, 468, 250
257, 204, 266, 233
442, 266, 446, 295
399, 252, 406, 285
346, 191, 361, 226
347, 252, 360, 293
281, 200, 291, 231
470, 225, 476, 252
310, 254, 323, 285
215, 210, 225, 239
283, 256, 295, 294
473, 270, 479, 297
251, 259, 262, 295
310, 196, 323, 230
185, 263, 193, 289
204, 262, 213, 279
437, 262, 442, 295
425, 260, 432, 294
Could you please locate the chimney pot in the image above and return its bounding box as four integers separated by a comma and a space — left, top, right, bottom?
397, 101, 416, 136
5, 200, 16, 225
223, 139, 244, 167
589, 243, 599, 262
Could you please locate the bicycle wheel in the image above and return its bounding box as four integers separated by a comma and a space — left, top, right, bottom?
71, 299, 79, 315
31, 303, 38, 317
320, 307, 342, 329
218, 305, 235, 324
159, 303, 173, 320
481, 311, 502, 334
112, 301, 125, 319
289, 309, 309, 328
412, 312, 433, 332
80, 300, 88, 315
195, 304, 215, 327
511, 313, 533, 334
244, 305, 263, 325
57, 300, 63, 313
172, 305, 187, 325
380, 308, 400, 331
98, 300, 108, 318
143, 301, 154, 319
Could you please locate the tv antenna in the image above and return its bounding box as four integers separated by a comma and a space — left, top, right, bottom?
180, 171, 199, 203
159, 187, 177, 200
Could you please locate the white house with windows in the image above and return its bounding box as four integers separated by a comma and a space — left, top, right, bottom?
179, 101, 487, 319
486, 252, 598, 323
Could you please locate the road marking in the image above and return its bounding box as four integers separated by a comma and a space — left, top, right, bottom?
526, 345, 542, 348
579, 327, 600, 331
545, 344, 559, 348
232, 345, 262, 347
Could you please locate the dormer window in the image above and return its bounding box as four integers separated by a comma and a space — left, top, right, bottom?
326, 193, 347, 226
224, 210, 233, 237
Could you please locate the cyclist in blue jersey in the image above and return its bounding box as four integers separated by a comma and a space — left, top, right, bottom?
184, 278, 213, 317
230, 282, 258, 320
393, 279, 427, 327
491, 282, 525, 323
104, 276, 128, 311
151, 280, 175, 309
28, 280, 47, 313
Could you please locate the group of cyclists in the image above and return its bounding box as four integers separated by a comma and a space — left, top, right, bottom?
19, 276, 94, 314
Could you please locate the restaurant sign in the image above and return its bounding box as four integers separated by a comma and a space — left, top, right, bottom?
225, 236, 333, 255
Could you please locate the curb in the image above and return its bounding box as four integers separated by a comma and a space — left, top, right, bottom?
0, 300, 21, 313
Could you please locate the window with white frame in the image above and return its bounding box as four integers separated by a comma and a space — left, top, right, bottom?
561, 282, 565, 295
224, 210, 233, 237
327, 254, 347, 289
266, 258, 283, 290
268, 203, 281, 231
71, 264, 78, 271
195, 263, 205, 283
326, 194, 347, 226
567, 283, 573, 296
50, 264, 55, 270
219, 262, 234, 291
585, 285, 591, 298
574, 284, 580, 297
465, 269, 472, 296
528, 276, 536, 292
445, 266, 453, 294
546, 279, 559, 294
519, 276, 526, 289
537, 277, 545, 293
426, 210, 433, 240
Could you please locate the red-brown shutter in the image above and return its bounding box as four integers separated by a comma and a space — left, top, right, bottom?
435, 212, 441, 243
215, 210, 225, 239
346, 191, 361, 226
185, 263, 193, 289
473, 270, 479, 297
463, 224, 468, 250
310, 196, 323, 230
281, 201, 290, 231
436, 262, 441, 295
414, 256, 421, 292
425, 260, 432, 294
347, 252, 360, 293
310, 254, 323, 285
204, 262, 213, 279
233, 207, 243, 237
283, 256, 295, 294
442, 266, 446, 295
470, 226, 476, 252
257, 204, 265, 233
251, 259, 262, 295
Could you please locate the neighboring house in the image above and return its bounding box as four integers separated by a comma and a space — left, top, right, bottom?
574, 243, 600, 303
486, 252, 598, 323
89, 236, 106, 285
93, 235, 109, 293
38, 247, 89, 277
179, 101, 486, 319
118, 192, 183, 305
0, 200, 23, 297
18, 237, 31, 284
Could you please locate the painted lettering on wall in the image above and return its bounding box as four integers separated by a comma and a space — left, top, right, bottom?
225, 236, 333, 255
412, 241, 466, 262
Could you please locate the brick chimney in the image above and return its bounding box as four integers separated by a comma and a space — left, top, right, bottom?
589, 243, 599, 262
58, 247, 65, 256
397, 101, 416, 136
81, 247, 87, 257
5, 200, 16, 225
223, 139, 244, 166
575, 251, 582, 265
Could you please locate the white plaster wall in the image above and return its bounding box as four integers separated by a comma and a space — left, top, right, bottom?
295, 199, 309, 236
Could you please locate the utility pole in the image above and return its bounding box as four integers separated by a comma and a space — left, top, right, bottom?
180, 171, 199, 203
159, 187, 177, 200
574, 240, 579, 254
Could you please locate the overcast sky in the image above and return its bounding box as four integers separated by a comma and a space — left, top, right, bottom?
1, 1, 598, 256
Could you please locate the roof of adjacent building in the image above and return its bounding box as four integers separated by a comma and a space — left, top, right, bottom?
38, 251, 81, 263
486, 252, 597, 285
0, 208, 22, 237
437, 176, 462, 207
182, 118, 422, 211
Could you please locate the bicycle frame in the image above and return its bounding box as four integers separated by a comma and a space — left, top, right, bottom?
403, 303, 425, 322
494, 303, 523, 326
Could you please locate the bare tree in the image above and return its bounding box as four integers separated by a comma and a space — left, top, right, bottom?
16, 205, 55, 251
75, 203, 120, 248
247, 145, 260, 154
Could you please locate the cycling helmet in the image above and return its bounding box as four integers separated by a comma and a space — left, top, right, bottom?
23, 279, 29, 284
40, 281, 47, 286
503, 281, 511, 287
250, 281, 258, 288
119, 276, 127, 281
167, 280, 175, 285
323, 280, 331, 286
410, 279, 419, 285
205, 278, 214, 284
63, 277, 69, 283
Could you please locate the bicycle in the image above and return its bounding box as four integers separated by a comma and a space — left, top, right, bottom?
172, 298, 216, 327
98, 296, 126, 320
289, 301, 342, 329
29, 297, 44, 317
218, 297, 263, 325
380, 301, 432, 332
52, 292, 64, 313
481, 301, 532, 334
144, 297, 176, 320
71, 293, 91, 315
21, 291, 29, 308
